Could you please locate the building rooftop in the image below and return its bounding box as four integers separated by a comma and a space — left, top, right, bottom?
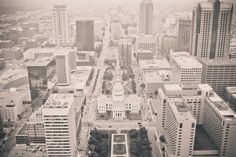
167, 98, 195, 122
43, 94, 73, 109
172, 55, 202, 69
200, 58, 236, 66
0, 90, 28, 107
226, 87, 236, 94
139, 58, 171, 70
26, 58, 53, 67
208, 96, 236, 120
27, 106, 43, 123
163, 84, 182, 92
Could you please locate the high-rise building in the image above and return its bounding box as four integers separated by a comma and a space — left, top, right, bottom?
139, 0, 153, 34
136, 34, 157, 55
200, 58, 236, 97
171, 55, 202, 84
164, 98, 196, 157
52, 3, 70, 47
119, 39, 132, 67
157, 84, 213, 128
27, 58, 56, 102
42, 94, 77, 157
203, 95, 236, 157
157, 84, 236, 157
56, 52, 71, 86
190, 0, 233, 59
76, 20, 94, 51
177, 19, 192, 52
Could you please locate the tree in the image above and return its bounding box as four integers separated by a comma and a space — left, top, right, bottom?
129, 129, 138, 138
140, 83, 145, 89
154, 90, 158, 96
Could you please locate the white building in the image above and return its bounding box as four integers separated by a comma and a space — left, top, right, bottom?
56, 52, 71, 86
97, 64, 140, 120
157, 84, 214, 128
0, 90, 28, 122
164, 98, 196, 157
52, 3, 70, 47
42, 94, 77, 157
203, 95, 236, 157
139, 57, 171, 78
190, 0, 233, 59
139, 0, 153, 34
143, 72, 171, 95
136, 34, 157, 55
171, 55, 202, 84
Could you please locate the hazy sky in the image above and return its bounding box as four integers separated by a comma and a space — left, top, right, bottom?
0, 0, 198, 8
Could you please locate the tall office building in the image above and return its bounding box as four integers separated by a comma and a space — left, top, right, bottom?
119, 39, 132, 67
203, 95, 236, 157
165, 98, 196, 157
190, 0, 233, 59
76, 20, 94, 51
42, 94, 77, 157
177, 19, 192, 52
171, 55, 202, 84
27, 58, 56, 102
157, 84, 213, 128
56, 52, 71, 86
200, 58, 236, 97
139, 0, 153, 34
52, 3, 70, 47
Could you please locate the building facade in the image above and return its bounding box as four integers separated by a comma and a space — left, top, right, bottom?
42, 94, 77, 157
139, 0, 153, 34
190, 0, 233, 59
177, 19, 191, 52
171, 55, 202, 84
52, 3, 70, 47
164, 98, 196, 157
200, 58, 236, 97
136, 35, 157, 55
27, 59, 56, 102
76, 20, 94, 51
56, 52, 71, 86
119, 39, 132, 68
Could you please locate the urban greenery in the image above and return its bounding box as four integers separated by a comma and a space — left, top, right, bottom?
129, 127, 152, 157
88, 128, 109, 157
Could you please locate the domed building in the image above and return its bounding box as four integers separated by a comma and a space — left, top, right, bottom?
97, 58, 140, 120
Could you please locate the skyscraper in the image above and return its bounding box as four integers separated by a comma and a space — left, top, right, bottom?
76, 20, 94, 51
119, 39, 132, 67
27, 58, 56, 102
42, 94, 77, 157
165, 98, 196, 157
203, 95, 236, 157
56, 52, 71, 86
190, 0, 233, 59
177, 19, 192, 52
52, 3, 70, 47
139, 0, 153, 34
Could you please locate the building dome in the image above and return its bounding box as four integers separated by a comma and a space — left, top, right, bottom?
112, 81, 125, 102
